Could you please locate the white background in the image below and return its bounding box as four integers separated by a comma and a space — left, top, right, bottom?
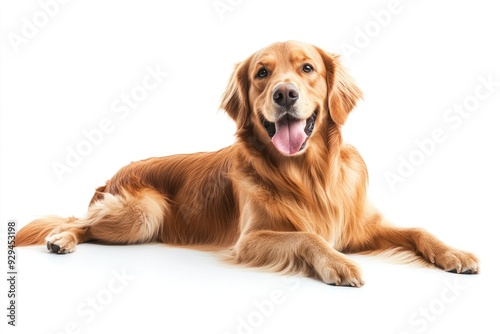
1, 0, 500, 333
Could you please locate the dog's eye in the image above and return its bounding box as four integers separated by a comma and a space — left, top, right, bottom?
257, 68, 268, 79
302, 64, 314, 73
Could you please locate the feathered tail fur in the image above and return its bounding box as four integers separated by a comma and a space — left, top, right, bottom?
14, 216, 77, 246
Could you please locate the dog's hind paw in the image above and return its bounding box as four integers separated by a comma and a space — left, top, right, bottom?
46, 232, 77, 254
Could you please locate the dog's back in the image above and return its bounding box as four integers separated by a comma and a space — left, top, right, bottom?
16, 147, 240, 250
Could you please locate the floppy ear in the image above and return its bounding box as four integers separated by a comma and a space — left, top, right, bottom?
220, 59, 251, 130
319, 50, 363, 125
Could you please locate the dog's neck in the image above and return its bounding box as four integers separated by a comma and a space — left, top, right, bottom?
233, 122, 344, 192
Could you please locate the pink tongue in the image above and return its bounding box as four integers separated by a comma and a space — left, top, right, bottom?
271, 117, 307, 155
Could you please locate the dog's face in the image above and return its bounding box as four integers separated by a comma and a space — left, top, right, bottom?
222, 41, 362, 157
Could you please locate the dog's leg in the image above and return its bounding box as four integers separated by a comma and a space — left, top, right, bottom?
347, 219, 479, 274
234, 231, 364, 286
46, 187, 167, 254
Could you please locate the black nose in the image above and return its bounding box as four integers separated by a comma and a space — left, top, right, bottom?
273, 83, 299, 108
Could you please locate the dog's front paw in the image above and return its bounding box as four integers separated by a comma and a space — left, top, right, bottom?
318, 258, 364, 287
46, 232, 77, 254
428, 248, 479, 274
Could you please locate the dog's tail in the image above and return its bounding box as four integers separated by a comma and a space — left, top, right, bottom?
14, 216, 76, 247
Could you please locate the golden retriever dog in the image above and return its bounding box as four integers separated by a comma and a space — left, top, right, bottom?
15, 41, 478, 286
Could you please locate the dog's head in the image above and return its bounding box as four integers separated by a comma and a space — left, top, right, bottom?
221, 41, 362, 157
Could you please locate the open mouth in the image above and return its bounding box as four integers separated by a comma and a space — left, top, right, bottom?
261, 111, 317, 156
